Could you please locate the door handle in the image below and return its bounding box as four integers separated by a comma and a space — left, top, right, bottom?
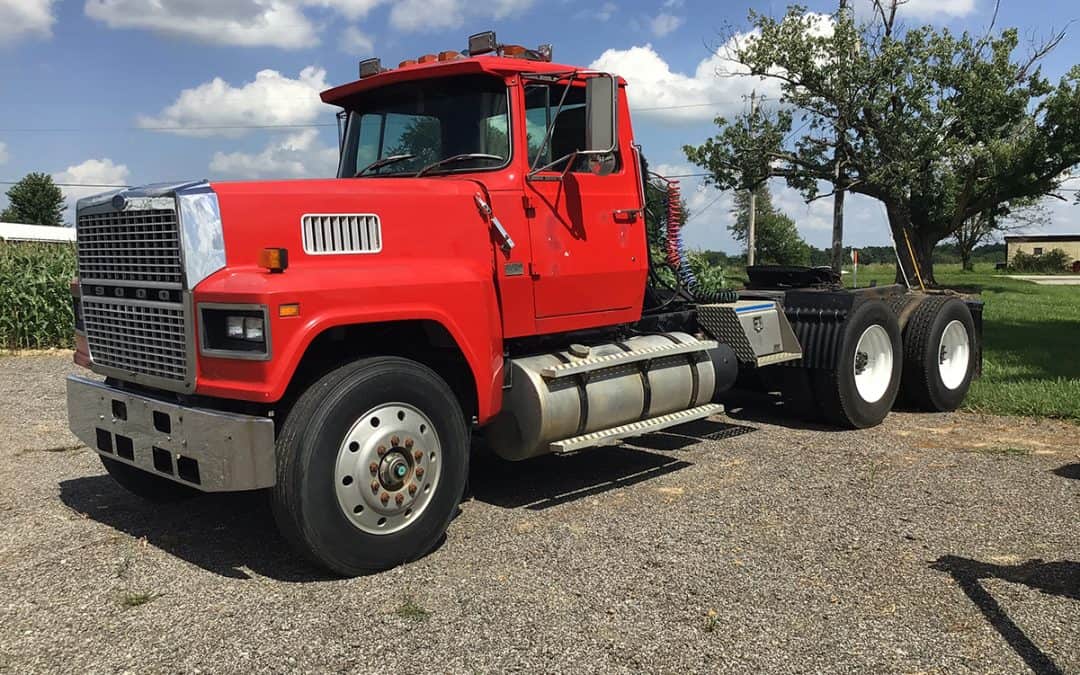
613, 209, 641, 223
475, 193, 515, 253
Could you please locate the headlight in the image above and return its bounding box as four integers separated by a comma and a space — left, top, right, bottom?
199, 304, 270, 360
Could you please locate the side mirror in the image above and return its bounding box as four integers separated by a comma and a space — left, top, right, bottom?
585, 74, 617, 153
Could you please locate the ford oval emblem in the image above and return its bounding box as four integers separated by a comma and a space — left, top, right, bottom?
111, 193, 127, 210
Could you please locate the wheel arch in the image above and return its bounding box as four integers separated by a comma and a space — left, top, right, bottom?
280, 317, 491, 425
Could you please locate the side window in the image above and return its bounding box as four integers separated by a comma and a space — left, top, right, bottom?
1033, 247, 1044, 255
525, 83, 616, 173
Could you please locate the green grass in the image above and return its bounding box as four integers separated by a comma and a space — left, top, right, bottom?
843, 263, 1080, 421
395, 597, 430, 621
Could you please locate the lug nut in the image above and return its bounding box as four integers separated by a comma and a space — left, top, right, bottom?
408, 483, 418, 495
395, 494, 404, 505
413, 450, 423, 462
404, 438, 414, 449
369, 462, 379, 475
391, 435, 400, 446
415, 466, 425, 478
370, 480, 380, 493
377, 445, 387, 456
380, 493, 389, 505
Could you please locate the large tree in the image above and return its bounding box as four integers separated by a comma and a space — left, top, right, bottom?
684, 2, 1080, 285
952, 198, 1047, 271
731, 183, 811, 266
1, 173, 66, 226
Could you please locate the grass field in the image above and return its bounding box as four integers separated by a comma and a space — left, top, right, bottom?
843, 263, 1080, 421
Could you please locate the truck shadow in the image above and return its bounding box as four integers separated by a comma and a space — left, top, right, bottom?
470, 419, 754, 510
930, 555, 1079, 675
58, 476, 335, 582
57, 420, 753, 580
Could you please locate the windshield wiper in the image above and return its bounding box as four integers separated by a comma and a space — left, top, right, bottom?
414, 153, 503, 178
353, 154, 414, 177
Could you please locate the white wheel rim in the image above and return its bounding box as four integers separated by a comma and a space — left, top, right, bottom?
334, 403, 442, 535
853, 324, 893, 403
938, 320, 971, 390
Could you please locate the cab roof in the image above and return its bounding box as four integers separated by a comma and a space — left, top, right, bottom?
320, 56, 617, 106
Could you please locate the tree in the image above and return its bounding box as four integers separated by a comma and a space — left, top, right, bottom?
684, 3, 1080, 285
731, 183, 811, 265
1, 173, 66, 226
952, 198, 1047, 271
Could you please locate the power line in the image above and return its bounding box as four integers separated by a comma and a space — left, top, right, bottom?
0, 181, 131, 187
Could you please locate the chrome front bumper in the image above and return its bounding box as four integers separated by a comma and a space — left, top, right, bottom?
66, 375, 276, 492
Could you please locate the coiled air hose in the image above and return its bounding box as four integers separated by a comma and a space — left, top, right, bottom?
655, 176, 738, 305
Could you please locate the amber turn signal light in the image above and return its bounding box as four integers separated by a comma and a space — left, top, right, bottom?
259, 248, 289, 273
278, 303, 300, 318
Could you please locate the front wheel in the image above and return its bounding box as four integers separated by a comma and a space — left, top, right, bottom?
272, 357, 469, 576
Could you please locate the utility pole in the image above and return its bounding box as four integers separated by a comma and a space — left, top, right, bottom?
747, 91, 758, 267
830, 0, 849, 273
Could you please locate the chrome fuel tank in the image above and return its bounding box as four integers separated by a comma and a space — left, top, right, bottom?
486, 332, 717, 460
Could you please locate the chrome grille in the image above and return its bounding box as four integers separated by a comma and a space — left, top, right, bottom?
77, 208, 183, 285
81, 299, 188, 382
76, 199, 190, 389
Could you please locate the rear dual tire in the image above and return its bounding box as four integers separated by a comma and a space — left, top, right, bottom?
898, 297, 976, 412
813, 300, 904, 429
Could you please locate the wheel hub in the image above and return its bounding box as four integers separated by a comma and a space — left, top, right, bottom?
852, 324, 893, 404
937, 319, 971, 390
334, 403, 441, 535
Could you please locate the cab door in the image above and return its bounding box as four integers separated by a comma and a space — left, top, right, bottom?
523, 81, 647, 327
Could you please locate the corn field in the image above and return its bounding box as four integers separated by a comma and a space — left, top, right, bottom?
0, 241, 76, 349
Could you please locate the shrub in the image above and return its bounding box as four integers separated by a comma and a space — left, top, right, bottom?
1010, 248, 1070, 273
0, 241, 76, 349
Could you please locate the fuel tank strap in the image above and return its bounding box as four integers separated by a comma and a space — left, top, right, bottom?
538, 339, 719, 379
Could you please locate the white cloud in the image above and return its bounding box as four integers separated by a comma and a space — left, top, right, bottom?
54, 158, 131, 214
209, 129, 338, 179
649, 12, 683, 37
590, 42, 780, 124
389, 0, 534, 32
0, 142, 8, 165
84, 0, 319, 49
305, 0, 381, 20
0, 0, 56, 42
340, 25, 374, 54
877, 0, 975, 19
138, 67, 329, 137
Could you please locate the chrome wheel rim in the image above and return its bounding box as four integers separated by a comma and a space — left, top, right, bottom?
938, 320, 971, 390
334, 403, 441, 535
853, 324, 893, 404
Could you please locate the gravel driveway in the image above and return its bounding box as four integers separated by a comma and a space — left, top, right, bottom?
1, 352, 1076, 674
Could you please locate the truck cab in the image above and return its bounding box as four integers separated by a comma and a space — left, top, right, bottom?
64, 32, 981, 576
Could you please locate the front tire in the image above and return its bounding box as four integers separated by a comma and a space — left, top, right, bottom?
272, 357, 469, 576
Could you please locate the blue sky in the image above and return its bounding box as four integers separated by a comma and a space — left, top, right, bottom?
1, 0, 1078, 252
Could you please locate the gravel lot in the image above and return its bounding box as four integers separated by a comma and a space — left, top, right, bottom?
0, 352, 1076, 674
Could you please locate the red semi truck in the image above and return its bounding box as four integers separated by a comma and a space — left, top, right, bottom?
66, 32, 981, 575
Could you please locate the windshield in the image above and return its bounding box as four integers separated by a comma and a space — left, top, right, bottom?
337, 75, 510, 177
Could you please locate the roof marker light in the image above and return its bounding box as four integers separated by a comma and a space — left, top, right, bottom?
468, 30, 497, 56
358, 57, 383, 78
417, 53, 437, 63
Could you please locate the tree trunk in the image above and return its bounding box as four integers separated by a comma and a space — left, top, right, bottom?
884, 200, 939, 287
959, 250, 974, 272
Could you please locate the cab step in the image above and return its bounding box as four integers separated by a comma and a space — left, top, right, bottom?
549, 404, 724, 454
